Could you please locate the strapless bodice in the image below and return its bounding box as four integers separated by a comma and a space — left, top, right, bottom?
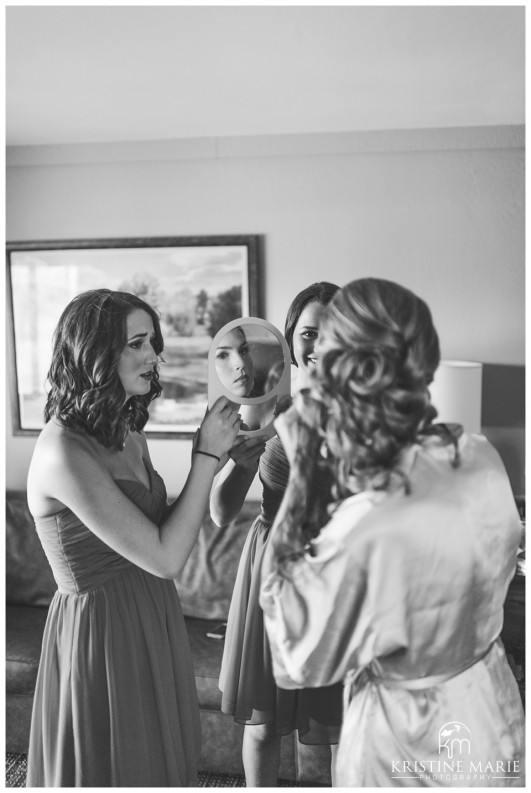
34, 465, 167, 595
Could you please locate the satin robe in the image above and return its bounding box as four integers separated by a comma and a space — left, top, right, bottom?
261, 434, 525, 787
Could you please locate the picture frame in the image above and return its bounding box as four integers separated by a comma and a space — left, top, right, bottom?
6, 235, 262, 438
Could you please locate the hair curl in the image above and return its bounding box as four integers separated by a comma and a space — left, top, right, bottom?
284, 282, 339, 365
44, 289, 164, 450
278, 279, 466, 549
308, 278, 442, 495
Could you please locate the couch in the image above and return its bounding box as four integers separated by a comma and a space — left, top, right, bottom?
6, 490, 333, 784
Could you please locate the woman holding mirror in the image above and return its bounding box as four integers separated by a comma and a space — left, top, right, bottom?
210, 282, 342, 787
25, 289, 241, 786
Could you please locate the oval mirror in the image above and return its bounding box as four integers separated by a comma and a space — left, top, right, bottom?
208, 317, 292, 438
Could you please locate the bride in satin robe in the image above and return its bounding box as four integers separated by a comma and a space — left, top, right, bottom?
260, 277, 525, 787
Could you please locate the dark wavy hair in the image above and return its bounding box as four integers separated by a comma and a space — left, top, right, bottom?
44, 289, 164, 450
280, 279, 461, 547
284, 282, 339, 365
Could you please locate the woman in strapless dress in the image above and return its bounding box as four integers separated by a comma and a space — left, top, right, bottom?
211, 283, 343, 787
26, 288, 240, 787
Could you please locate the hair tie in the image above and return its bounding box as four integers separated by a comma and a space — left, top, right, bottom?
194, 450, 220, 462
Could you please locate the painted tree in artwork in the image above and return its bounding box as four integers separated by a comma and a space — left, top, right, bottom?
161, 288, 197, 337
196, 289, 209, 325
205, 285, 242, 337
118, 272, 162, 310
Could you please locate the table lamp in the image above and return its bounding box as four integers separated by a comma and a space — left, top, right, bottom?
429, 359, 483, 434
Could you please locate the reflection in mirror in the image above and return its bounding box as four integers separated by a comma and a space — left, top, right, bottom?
213, 323, 285, 400
214, 327, 256, 398
208, 317, 291, 440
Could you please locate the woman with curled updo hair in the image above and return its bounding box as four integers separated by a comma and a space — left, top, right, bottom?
316, 277, 441, 496
261, 278, 525, 787
26, 288, 241, 786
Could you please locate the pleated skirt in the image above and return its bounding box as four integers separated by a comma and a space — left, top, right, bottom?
27, 565, 201, 787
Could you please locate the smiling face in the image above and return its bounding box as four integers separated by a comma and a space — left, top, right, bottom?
215, 327, 255, 397
117, 308, 160, 401
291, 300, 327, 387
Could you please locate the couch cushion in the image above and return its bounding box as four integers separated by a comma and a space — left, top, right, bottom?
175, 501, 259, 620
6, 695, 34, 754
6, 605, 49, 694
6, 491, 56, 607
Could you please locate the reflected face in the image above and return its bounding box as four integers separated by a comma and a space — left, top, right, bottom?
215, 327, 255, 397
292, 301, 326, 379
118, 309, 159, 400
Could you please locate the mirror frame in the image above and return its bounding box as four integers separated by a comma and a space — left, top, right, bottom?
208, 317, 292, 436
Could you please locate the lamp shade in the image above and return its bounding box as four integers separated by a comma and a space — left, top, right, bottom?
429, 360, 483, 434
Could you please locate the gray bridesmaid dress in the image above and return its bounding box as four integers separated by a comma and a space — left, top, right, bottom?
218, 435, 342, 744
27, 460, 201, 786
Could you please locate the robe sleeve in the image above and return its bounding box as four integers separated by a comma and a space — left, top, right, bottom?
260, 491, 410, 689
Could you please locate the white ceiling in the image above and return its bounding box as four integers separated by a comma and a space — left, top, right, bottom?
6, 5, 525, 147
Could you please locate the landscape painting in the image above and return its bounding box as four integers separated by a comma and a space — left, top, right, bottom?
7, 236, 261, 437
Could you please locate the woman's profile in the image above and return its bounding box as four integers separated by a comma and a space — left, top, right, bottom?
26, 288, 240, 786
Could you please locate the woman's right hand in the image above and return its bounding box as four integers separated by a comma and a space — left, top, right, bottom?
195, 397, 241, 462
230, 435, 268, 473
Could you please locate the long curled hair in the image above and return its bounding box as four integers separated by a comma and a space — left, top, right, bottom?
44, 289, 164, 450
284, 281, 339, 365
285, 278, 459, 545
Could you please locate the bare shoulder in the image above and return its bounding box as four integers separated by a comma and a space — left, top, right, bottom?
32, 420, 100, 468
28, 421, 109, 517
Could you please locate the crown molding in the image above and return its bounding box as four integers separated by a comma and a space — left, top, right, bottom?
7, 125, 524, 168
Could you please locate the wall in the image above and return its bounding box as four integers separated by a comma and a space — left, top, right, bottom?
6, 126, 525, 496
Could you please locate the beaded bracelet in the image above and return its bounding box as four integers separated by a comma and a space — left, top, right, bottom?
194, 450, 221, 462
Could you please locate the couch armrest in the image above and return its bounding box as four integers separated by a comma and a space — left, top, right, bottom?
6, 491, 56, 607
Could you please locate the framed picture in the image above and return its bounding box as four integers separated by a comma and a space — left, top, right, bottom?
6, 235, 262, 438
